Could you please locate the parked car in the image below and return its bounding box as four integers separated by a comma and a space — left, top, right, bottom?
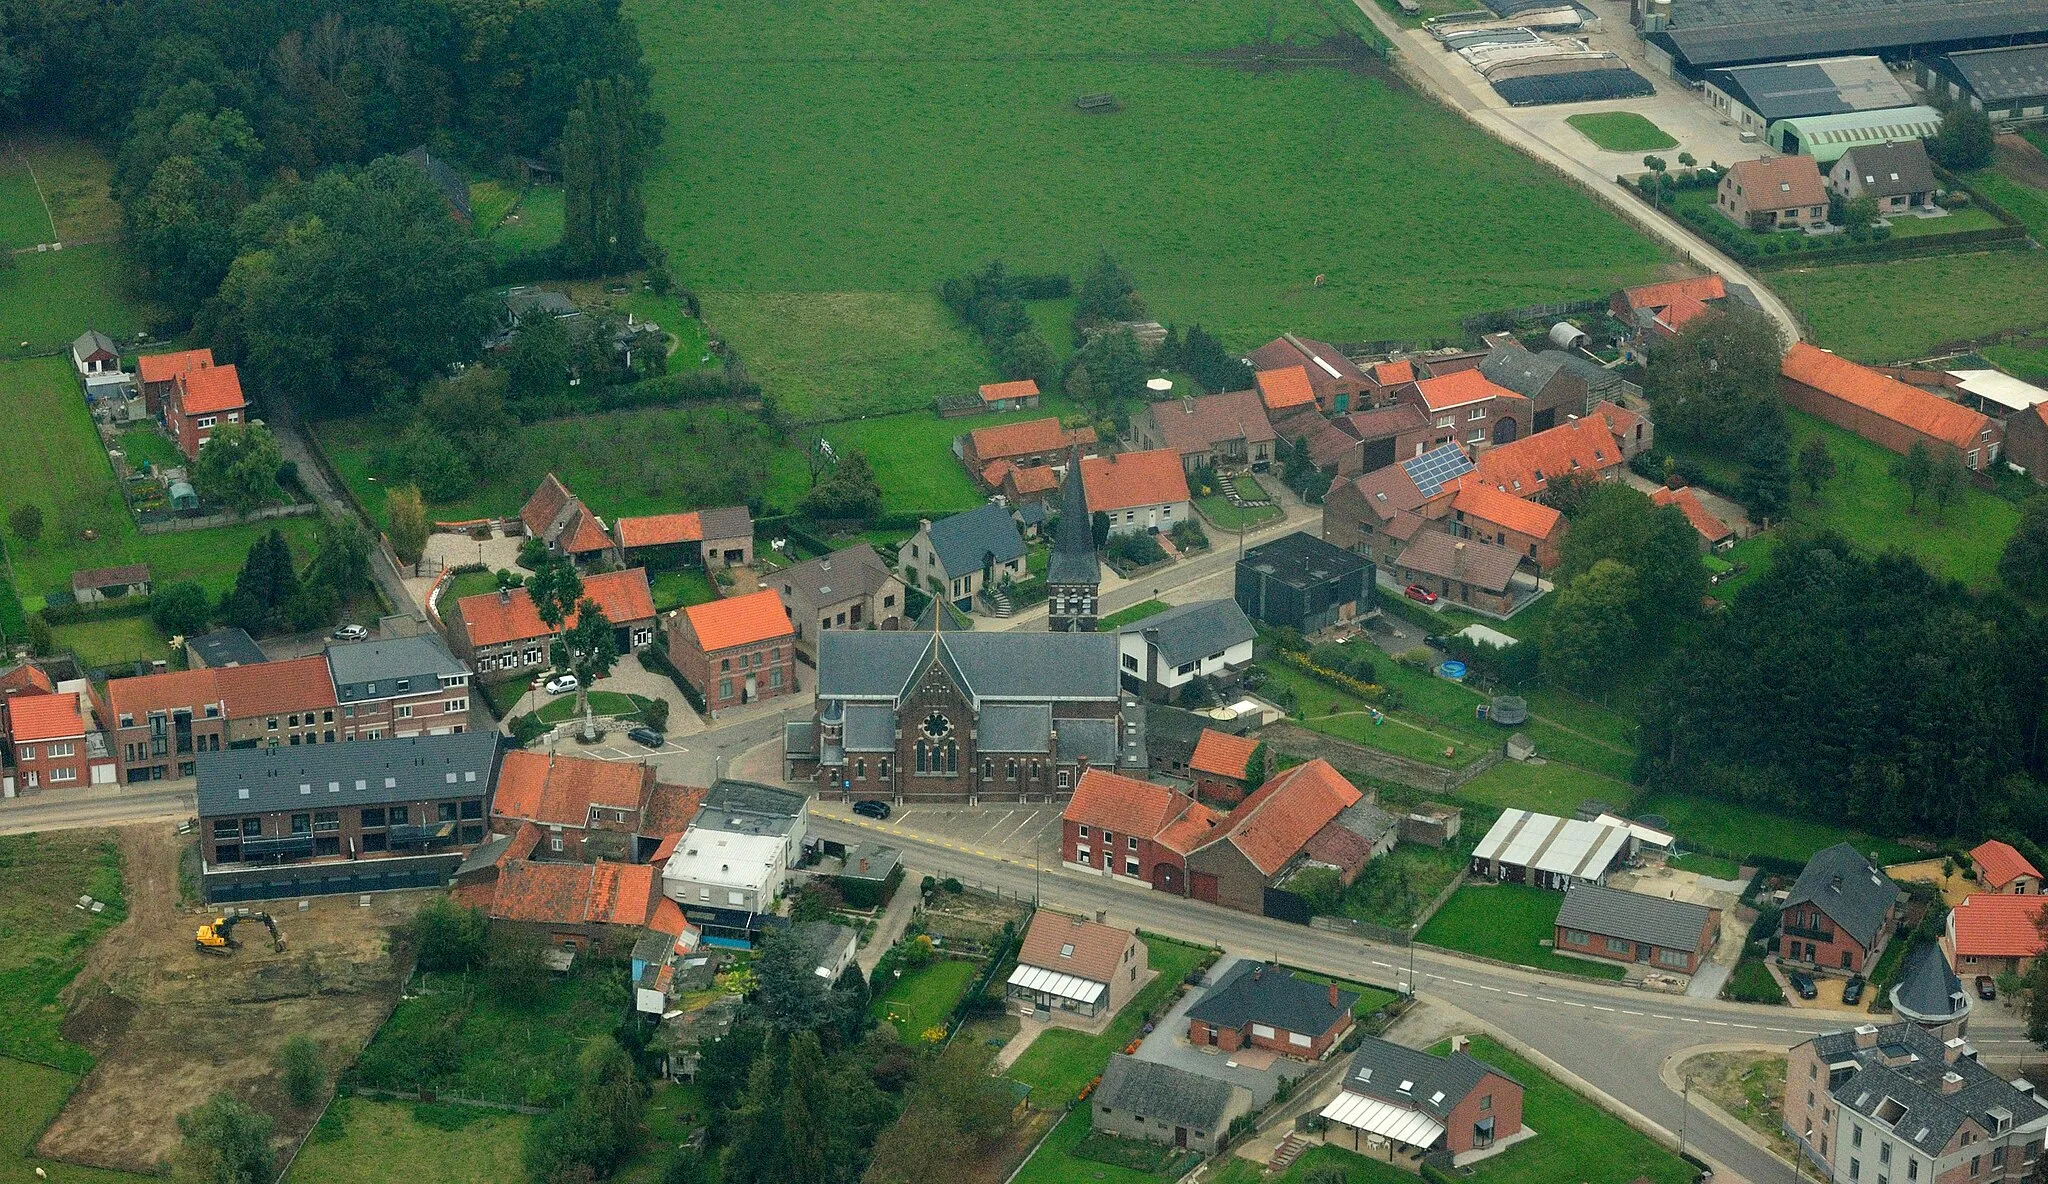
1424, 634, 1450, 649
1978, 975, 1997, 1001
543, 674, 579, 695
331, 623, 369, 641
626, 726, 664, 748
851, 800, 892, 820
1841, 976, 1865, 1006
1788, 970, 1818, 1000
1403, 583, 1438, 605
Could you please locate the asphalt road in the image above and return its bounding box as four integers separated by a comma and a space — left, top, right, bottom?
0, 785, 194, 835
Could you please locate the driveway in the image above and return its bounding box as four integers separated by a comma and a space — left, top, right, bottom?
1131, 954, 1305, 1106
414, 529, 526, 625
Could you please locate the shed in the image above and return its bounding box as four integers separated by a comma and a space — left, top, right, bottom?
1470, 808, 1630, 889
1768, 105, 1943, 164
1548, 322, 1589, 351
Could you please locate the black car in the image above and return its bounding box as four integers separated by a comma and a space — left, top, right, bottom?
626, 726, 664, 748
1978, 974, 1998, 1001
1841, 976, 1865, 1006
1788, 970, 1818, 1000
852, 800, 892, 820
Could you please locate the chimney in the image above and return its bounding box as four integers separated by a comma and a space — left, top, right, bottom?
1253, 964, 1264, 981
919, 518, 932, 532
1853, 1024, 1880, 1049
1941, 1071, 1966, 1095
1830, 873, 1843, 893
498, 586, 512, 604
1095, 909, 1106, 924
858, 858, 869, 873
1328, 983, 1339, 1008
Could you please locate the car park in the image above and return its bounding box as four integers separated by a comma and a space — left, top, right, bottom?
851, 800, 892, 820
626, 726, 664, 748
1404, 583, 1438, 604
1788, 970, 1817, 999
331, 623, 369, 641
543, 674, 579, 695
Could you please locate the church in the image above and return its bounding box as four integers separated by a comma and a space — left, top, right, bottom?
785, 628, 1145, 803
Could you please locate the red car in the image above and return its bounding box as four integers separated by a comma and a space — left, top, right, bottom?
1403, 583, 1438, 605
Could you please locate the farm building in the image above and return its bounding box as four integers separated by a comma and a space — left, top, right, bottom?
1650, 485, 1733, 550
1632, 0, 2048, 78
1768, 105, 1943, 164
1093, 1055, 1253, 1156
1971, 839, 2042, 894
1780, 343, 2003, 472
1469, 808, 1631, 889
1920, 44, 2048, 124
1703, 56, 1914, 135
1248, 335, 1370, 412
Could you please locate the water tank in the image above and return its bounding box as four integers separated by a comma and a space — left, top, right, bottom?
1641, 0, 1673, 32
1549, 321, 1590, 351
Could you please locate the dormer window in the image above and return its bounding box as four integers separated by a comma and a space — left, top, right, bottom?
1059, 943, 1074, 959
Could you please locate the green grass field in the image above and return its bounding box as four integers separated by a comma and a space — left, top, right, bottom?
1456, 759, 1632, 816
1631, 792, 1917, 866
1193, 494, 1281, 531
0, 151, 53, 243
468, 179, 521, 237
1772, 250, 2048, 363
1098, 599, 1170, 629
1006, 935, 1214, 1106
1881, 207, 2005, 238
650, 569, 717, 611
765, 400, 1082, 514
10, 136, 121, 241
115, 427, 181, 472
1012, 1109, 1191, 1184
287, 1098, 533, 1184
872, 957, 980, 1039
50, 615, 168, 667
1973, 155, 2048, 240
631, 0, 1668, 422
1565, 112, 1677, 152
1667, 852, 1741, 880
0, 1058, 149, 1184
1416, 884, 1625, 980
1984, 338, 2048, 383
0, 245, 144, 352
1211, 1144, 1413, 1184
1439, 1037, 1694, 1184
0, 832, 127, 1072
492, 185, 562, 258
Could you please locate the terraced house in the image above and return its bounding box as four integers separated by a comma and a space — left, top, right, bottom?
326, 635, 474, 740
452, 568, 657, 679
97, 668, 227, 783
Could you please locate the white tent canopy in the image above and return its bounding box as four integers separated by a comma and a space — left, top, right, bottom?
1007, 963, 1105, 1005
1320, 1092, 1447, 1149
1472, 808, 1630, 882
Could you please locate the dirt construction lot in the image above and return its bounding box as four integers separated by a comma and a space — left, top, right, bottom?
39, 825, 425, 1173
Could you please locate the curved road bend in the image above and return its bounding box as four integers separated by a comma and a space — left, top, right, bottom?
812, 812, 2037, 1184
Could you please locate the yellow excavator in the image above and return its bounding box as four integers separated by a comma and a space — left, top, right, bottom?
195, 911, 286, 955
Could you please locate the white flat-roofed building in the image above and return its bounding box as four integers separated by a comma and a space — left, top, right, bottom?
1469, 808, 1631, 890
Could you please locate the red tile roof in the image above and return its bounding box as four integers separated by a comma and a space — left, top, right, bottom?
1157, 803, 1224, 855
0, 662, 54, 696
1213, 759, 1363, 876
1254, 366, 1318, 412
483, 859, 659, 928
1343, 403, 1429, 443
1065, 768, 1216, 854
560, 507, 612, 555
521, 473, 575, 538
1470, 416, 1625, 496
649, 897, 691, 938
1372, 360, 1415, 386
1017, 910, 1136, 984
1619, 276, 1726, 334
980, 379, 1040, 403
981, 460, 1015, 488
1782, 343, 1994, 452
215, 655, 338, 716
1971, 840, 2042, 891
71, 563, 151, 591
642, 783, 706, 836
1004, 465, 1059, 496
1080, 449, 1191, 514
1650, 486, 1732, 545
1452, 479, 1562, 540
681, 588, 794, 653
136, 348, 214, 385
616, 512, 704, 549
1191, 729, 1259, 781
1728, 156, 1826, 211
1951, 893, 2047, 958
104, 668, 222, 722
459, 568, 656, 646
1415, 369, 1522, 413
969, 417, 1095, 461
177, 364, 246, 414
8, 693, 84, 742
493, 749, 650, 828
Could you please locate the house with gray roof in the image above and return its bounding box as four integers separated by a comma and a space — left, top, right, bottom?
1186, 960, 1356, 1061
71, 329, 120, 377
1784, 1021, 2048, 1184
402, 145, 472, 223
1093, 1054, 1253, 1154
195, 731, 500, 904
1780, 842, 1903, 974
1478, 343, 1623, 434
772, 542, 908, 655
1890, 941, 1971, 1038
326, 634, 473, 742
1553, 883, 1721, 974
1826, 140, 1938, 216
1115, 599, 1255, 700
900, 503, 1028, 612
1321, 1034, 1524, 1160
790, 629, 1141, 802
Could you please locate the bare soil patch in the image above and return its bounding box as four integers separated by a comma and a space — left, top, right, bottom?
37, 824, 427, 1174
1996, 133, 2048, 190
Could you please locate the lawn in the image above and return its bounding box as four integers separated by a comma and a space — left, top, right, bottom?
0, 244, 145, 352
1334, 838, 1474, 930
1193, 494, 1282, 532
441, 567, 505, 606
0, 356, 326, 608
1256, 662, 1480, 769
1880, 206, 2005, 238
1722, 957, 1784, 1004
1566, 112, 1677, 152
873, 957, 981, 1041
764, 399, 1084, 515
1286, 969, 1401, 1018
1011, 1109, 1194, 1184
286, 1098, 532, 1184
0, 831, 127, 1072
528, 691, 661, 724
1435, 1036, 1694, 1184
1099, 599, 1170, 629
1984, 338, 2048, 384
650, 568, 717, 611
1210, 1144, 1414, 1184
0, 1058, 150, 1184
1770, 250, 2048, 363
1415, 884, 1625, 981
0, 146, 53, 244
1973, 157, 2048, 240
634, 0, 1668, 411
492, 185, 562, 258
1456, 759, 1632, 816
1006, 935, 1215, 1106
50, 614, 168, 667
1667, 852, 1741, 880
468, 179, 522, 236
9, 135, 121, 241
115, 427, 182, 473
1630, 791, 1917, 866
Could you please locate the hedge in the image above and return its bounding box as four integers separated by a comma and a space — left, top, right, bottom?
638, 641, 708, 715
1273, 650, 1403, 710
37, 595, 155, 626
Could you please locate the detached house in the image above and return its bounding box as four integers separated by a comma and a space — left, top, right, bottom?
167, 364, 247, 460
1185, 960, 1356, 1060
1827, 140, 1937, 214
1718, 156, 1829, 230
1235, 531, 1371, 634
137, 348, 214, 414
1005, 910, 1147, 1020
1080, 449, 1191, 537
1113, 599, 1255, 701
1093, 1055, 1253, 1156
773, 542, 907, 654
1651, 485, 1734, 551
1553, 882, 1721, 974
1321, 1035, 1525, 1162
1949, 894, 2047, 977
453, 568, 657, 679
666, 589, 799, 716
1971, 840, 2042, 895
1780, 842, 1902, 973
899, 503, 1028, 609
1781, 343, 2002, 472
1129, 391, 1277, 474
520, 474, 612, 566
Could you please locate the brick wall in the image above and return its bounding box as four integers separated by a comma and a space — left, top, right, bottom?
1781, 377, 2001, 472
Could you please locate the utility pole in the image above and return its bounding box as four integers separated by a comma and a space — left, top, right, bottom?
1676, 1073, 1692, 1163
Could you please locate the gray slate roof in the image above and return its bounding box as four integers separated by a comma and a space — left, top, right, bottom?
1055, 717, 1119, 766
1836, 141, 1937, 199
1118, 599, 1255, 668
980, 702, 1051, 753
72, 329, 117, 359
1048, 447, 1101, 589
814, 630, 1121, 704
1947, 44, 2048, 102
196, 731, 500, 817
326, 634, 468, 704
1479, 346, 1618, 402
1331, 798, 1398, 846
1144, 703, 1249, 765
1342, 1035, 1517, 1120
1555, 883, 1715, 953
1813, 1021, 2048, 1157
842, 703, 897, 752
701, 780, 806, 820
1095, 1054, 1245, 1132
925, 502, 1027, 577
1891, 941, 1970, 1023
403, 145, 472, 220
839, 842, 901, 882
1238, 531, 1370, 592
1784, 843, 1900, 951
1186, 960, 1354, 1037
455, 831, 513, 876
1652, 0, 2048, 70
778, 543, 895, 607
1706, 57, 1911, 121
697, 505, 753, 540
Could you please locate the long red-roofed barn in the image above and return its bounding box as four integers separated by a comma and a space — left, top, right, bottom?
1780, 343, 2002, 472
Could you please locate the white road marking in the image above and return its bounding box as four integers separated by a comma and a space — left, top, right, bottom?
1622, 1010, 1644, 1016
1590, 1005, 1614, 1012
1732, 1024, 1758, 1030
1765, 1028, 1792, 1033
1479, 985, 1501, 992
1534, 996, 1558, 1003
1452, 979, 1473, 986
1704, 1020, 1729, 1027
1560, 1000, 1586, 1007
1650, 1014, 1673, 1020
1682, 1018, 1701, 1024
1371, 961, 1394, 969
1506, 991, 1530, 998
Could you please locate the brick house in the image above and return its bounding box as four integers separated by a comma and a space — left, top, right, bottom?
452, 568, 657, 680
1466, 414, 1631, 500
1005, 911, 1147, 1019
1185, 960, 1356, 1059
1321, 1035, 1524, 1160
772, 542, 907, 656
1971, 840, 2042, 895
1340, 403, 1433, 473
137, 347, 215, 415
1321, 453, 1455, 565
455, 845, 681, 951
612, 505, 753, 570
167, 363, 247, 460
1364, 358, 1422, 406
1479, 343, 1629, 435
1081, 449, 1192, 537
1782, 342, 2003, 472
666, 588, 798, 716
326, 634, 474, 741
1247, 334, 1371, 412
1401, 370, 1532, 452
1189, 728, 1260, 807
1253, 366, 1320, 416
978, 379, 1040, 412
6, 692, 110, 792
958, 417, 1097, 487
1783, 1022, 2047, 1184
1448, 480, 1564, 570
97, 668, 228, 783
2005, 403, 2048, 485
1383, 532, 1531, 616
1128, 390, 1277, 474
1780, 843, 1902, 973
1061, 767, 1221, 894
1651, 485, 1734, 551
520, 473, 613, 566
1718, 156, 1829, 229
1093, 1055, 1253, 1156
1553, 883, 1721, 974
216, 655, 341, 748
490, 748, 699, 861
1610, 275, 1731, 351
1826, 140, 1937, 215
1949, 894, 2047, 977
1184, 759, 1364, 913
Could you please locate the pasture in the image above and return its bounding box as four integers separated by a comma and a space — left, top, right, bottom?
1771, 250, 2048, 363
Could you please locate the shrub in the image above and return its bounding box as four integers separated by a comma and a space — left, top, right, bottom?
640, 697, 670, 733
279, 1036, 326, 1107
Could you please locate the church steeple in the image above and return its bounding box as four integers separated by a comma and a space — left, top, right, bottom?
1045, 446, 1100, 632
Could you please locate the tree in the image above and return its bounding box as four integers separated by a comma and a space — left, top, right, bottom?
1930, 103, 1995, 170
1555, 482, 1705, 639
1282, 435, 1323, 503
1540, 559, 1642, 692
526, 1040, 645, 1183
560, 76, 652, 274
508, 311, 574, 403
1069, 328, 1144, 413
1642, 305, 1788, 451
8, 502, 42, 543
1091, 511, 1112, 549
1841, 195, 1880, 236
220, 529, 301, 635
800, 448, 883, 523
1074, 249, 1142, 323
417, 366, 518, 477
384, 484, 430, 570
1245, 740, 1269, 788
278, 1035, 325, 1107
412, 897, 488, 971
1796, 436, 1836, 497
191, 422, 285, 515
779, 1033, 832, 1184
662, 1149, 712, 1184
1892, 440, 1934, 513
151, 580, 213, 637
485, 928, 551, 1001
753, 925, 830, 1035
175, 1091, 273, 1184
528, 557, 614, 738
389, 421, 475, 503
1928, 451, 1964, 522
2000, 496, 2048, 599
1739, 414, 1792, 523
302, 515, 373, 602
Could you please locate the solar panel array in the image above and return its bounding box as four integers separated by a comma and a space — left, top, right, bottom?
1401, 443, 1475, 497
